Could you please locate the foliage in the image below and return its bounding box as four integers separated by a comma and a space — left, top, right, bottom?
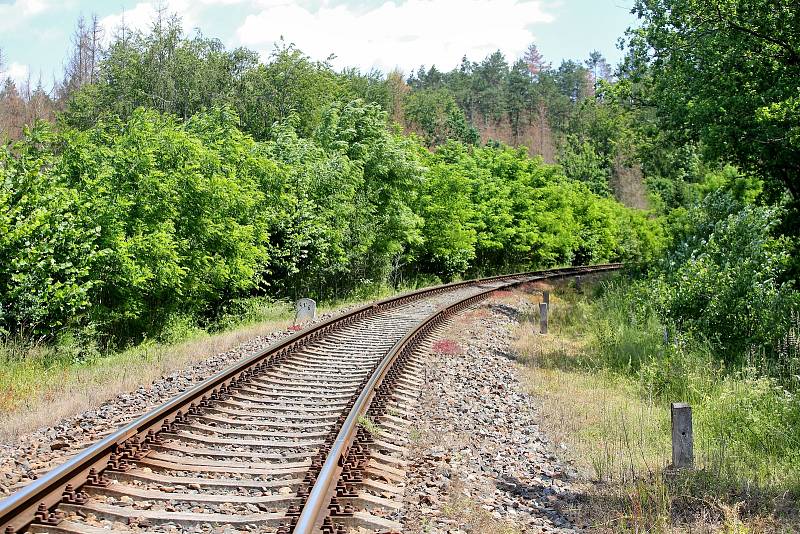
1, 110, 272, 340
654, 191, 797, 361
557, 136, 611, 196
533, 281, 800, 528
0, 125, 102, 337
411, 144, 477, 276
403, 89, 479, 146
428, 142, 663, 273
63, 15, 259, 128
60, 19, 347, 141
628, 0, 800, 200
591, 280, 800, 493
0, 103, 657, 343
3, 12, 666, 352
236, 43, 346, 139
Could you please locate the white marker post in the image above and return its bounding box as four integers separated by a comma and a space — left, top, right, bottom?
295, 298, 317, 325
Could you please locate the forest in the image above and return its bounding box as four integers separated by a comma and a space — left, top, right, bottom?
1, 0, 799, 525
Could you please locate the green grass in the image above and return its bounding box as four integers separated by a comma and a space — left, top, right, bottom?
514, 277, 800, 532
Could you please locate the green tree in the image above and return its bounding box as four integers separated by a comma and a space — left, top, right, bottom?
558, 136, 611, 196
403, 89, 479, 146
236, 43, 344, 139
412, 143, 477, 277
63, 15, 258, 127
628, 0, 800, 200
472, 51, 509, 123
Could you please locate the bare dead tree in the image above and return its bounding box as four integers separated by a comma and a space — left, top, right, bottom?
62, 14, 104, 97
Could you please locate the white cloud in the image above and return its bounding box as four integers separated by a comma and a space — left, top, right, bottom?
100, 2, 156, 38
100, 0, 199, 41
14, 0, 49, 16
235, 0, 556, 73
1, 62, 30, 87
0, 0, 58, 31
195, 0, 250, 5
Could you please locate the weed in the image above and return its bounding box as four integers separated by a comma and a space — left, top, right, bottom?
358, 415, 381, 437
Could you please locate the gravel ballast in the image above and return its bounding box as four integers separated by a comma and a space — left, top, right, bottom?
401, 295, 581, 533
1, 290, 585, 534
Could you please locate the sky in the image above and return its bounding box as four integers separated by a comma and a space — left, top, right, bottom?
0, 0, 640, 90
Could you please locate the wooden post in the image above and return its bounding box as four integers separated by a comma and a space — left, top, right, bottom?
671, 402, 694, 468
539, 302, 548, 334
542, 290, 550, 306
574, 275, 582, 291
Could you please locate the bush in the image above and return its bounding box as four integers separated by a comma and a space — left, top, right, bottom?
655, 191, 798, 363
586, 280, 800, 497
0, 111, 270, 342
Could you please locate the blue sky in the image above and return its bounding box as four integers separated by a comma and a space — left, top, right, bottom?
0, 0, 640, 89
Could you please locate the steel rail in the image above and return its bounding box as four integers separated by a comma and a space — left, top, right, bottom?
0, 264, 620, 534
292, 264, 621, 533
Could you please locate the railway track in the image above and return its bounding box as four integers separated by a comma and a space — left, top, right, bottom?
0, 265, 620, 534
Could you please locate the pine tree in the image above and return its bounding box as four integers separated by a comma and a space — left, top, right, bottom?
523, 43, 550, 78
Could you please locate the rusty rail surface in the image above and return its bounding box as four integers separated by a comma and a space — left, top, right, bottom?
0, 264, 620, 534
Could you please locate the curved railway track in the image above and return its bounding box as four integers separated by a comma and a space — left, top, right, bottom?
0, 264, 620, 534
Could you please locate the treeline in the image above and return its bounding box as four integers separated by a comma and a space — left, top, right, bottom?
403, 48, 641, 203
5, 0, 795, 367
0, 103, 658, 343
618, 0, 799, 362
565, 2, 800, 518
0, 13, 639, 208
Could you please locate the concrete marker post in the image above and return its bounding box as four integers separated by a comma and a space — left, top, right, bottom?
670, 402, 694, 469
539, 302, 548, 335
295, 298, 317, 325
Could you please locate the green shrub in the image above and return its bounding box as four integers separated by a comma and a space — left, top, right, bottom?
655, 191, 798, 363
585, 280, 800, 497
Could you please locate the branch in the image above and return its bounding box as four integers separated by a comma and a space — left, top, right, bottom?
712, 4, 800, 64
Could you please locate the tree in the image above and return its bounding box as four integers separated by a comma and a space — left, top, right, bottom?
385, 69, 409, 124
472, 51, 509, 122
505, 59, 531, 142
63, 15, 260, 128
523, 43, 550, 78
555, 60, 591, 103
629, 0, 800, 200
236, 43, 342, 139
585, 50, 611, 96
412, 144, 477, 277
403, 89, 478, 146
62, 14, 104, 98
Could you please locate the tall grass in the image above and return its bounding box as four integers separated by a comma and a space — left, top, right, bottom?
515, 278, 800, 531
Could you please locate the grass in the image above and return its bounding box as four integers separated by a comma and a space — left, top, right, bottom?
0, 306, 294, 440
357, 415, 381, 437
512, 277, 800, 532
0, 283, 414, 439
